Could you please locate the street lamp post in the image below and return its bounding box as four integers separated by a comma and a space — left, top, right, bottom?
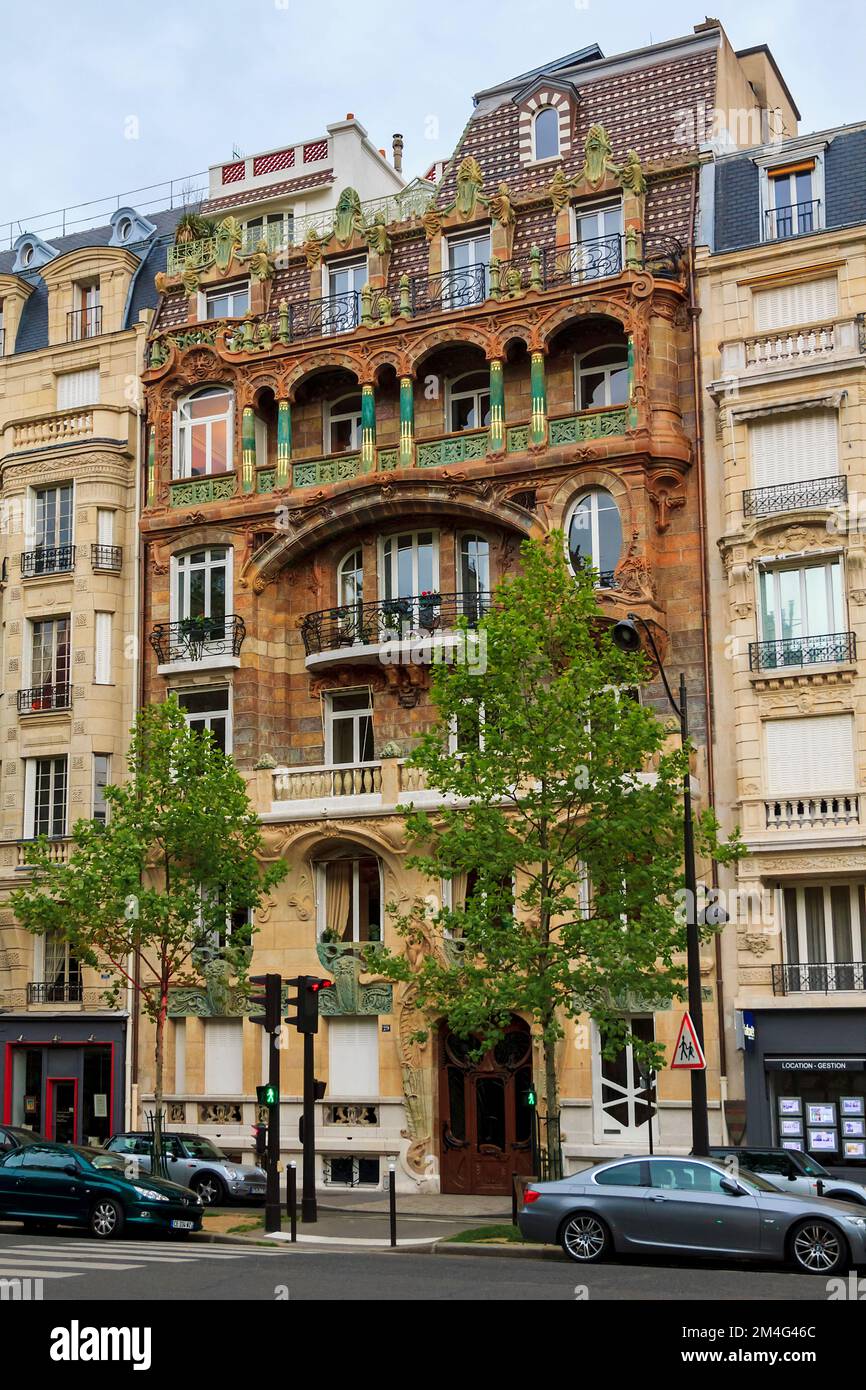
612, 612, 710, 1157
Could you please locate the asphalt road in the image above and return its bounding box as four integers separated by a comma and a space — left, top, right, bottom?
0, 1227, 842, 1301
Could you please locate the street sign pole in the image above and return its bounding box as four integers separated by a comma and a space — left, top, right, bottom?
265, 1011, 281, 1234
302, 1027, 317, 1223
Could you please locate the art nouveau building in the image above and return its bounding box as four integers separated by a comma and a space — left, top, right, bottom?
138, 24, 797, 1193
0, 203, 183, 1145
700, 120, 866, 1168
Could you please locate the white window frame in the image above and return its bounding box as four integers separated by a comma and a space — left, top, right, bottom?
781, 882, 866, 974
758, 556, 846, 645
28, 482, 74, 551
171, 547, 232, 624
445, 230, 490, 306
446, 373, 490, 434
566, 489, 622, 583
533, 106, 561, 163
96, 509, 115, 547
337, 547, 364, 607
325, 688, 374, 767
201, 281, 250, 320
448, 701, 485, 755
175, 387, 234, 480
27, 615, 70, 690
758, 147, 826, 243
574, 347, 630, 411
322, 256, 367, 334
315, 854, 384, 944
178, 687, 233, 755
24, 756, 68, 839
380, 530, 440, 601
93, 754, 111, 824
325, 393, 363, 454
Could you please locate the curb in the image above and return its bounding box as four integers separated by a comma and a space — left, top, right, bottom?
433, 1241, 565, 1261
194, 1227, 564, 1259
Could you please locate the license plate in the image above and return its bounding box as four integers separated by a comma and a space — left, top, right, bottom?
171, 1219, 195, 1230
249, 1186, 266, 1195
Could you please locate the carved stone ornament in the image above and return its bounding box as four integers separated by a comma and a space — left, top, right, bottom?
422, 199, 442, 242
580, 124, 617, 188
315, 942, 393, 1016
617, 149, 646, 196
741, 932, 774, 957
488, 182, 515, 228
333, 187, 365, 245
453, 156, 484, 219
549, 168, 570, 213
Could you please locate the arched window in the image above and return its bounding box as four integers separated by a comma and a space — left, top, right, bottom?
448, 372, 490, 433
567, 489, 622, 587
534, 107, 560, 161
176, 387, 233, 479
338, 548, 364, 608
575, 346, 629, 410
316, 851, 383, 943
327, 393, 363, 454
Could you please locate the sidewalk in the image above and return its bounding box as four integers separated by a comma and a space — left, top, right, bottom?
203, 1192, 513, 1249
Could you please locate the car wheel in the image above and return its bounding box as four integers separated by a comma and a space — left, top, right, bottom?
790, 1220, 847, 1275
90, 1198, 125, 1240
559, 1211, 611, 1264
191, 1174, 225, 1207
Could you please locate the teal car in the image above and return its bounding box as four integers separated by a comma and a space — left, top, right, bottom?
0, 1141, 203, 1239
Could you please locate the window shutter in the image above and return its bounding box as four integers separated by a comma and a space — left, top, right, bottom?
753, 278, 838, 332
94, 612, 112, 685
204, 1018, 243, 1095
750, 410, 838, 488
765, 714, 855, 795
328, 1017, 379, 1097
56, 369, 100, 410
96, 509, 114, 546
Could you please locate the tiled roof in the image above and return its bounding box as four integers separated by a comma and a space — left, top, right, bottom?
203, 170, 336, 214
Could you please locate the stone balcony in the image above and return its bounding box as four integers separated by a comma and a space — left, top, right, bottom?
738, 791, 864, 851
269, 757, 438, 817
2, 403, 137, 457
718, 316, 864, 382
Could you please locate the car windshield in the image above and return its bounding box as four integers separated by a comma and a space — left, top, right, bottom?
732, 1168, 787, 1195
78, 1151, 128, 1173
793, 1151, 831, 1178
181, 1138, 225, 1160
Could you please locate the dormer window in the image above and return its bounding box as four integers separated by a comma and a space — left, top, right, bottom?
534, 107, 560, 161
21, 244, 34, 268
115, 216, 133, 244
204, 282, 249, 320
68, 282, 101, 341
765, 161, 822, 240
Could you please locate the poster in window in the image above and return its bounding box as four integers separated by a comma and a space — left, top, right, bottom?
807, 1103, 836, 1126
781, 1139, 803, 1152
840, 1097, 865, 1117
842, 1118, 866, 1138
779, 1118, 803, 1138
808, 1127, 838, 1153
843, 1140, 866, 1159
778, 1097, 802, 1116
93, 1094, 107, 1119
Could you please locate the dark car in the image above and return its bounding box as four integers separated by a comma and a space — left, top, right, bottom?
105, 1131, 266, 1206
0, 1125, 41, 1152
709, 1146, 866, 1206
518, 1155, 866, 1274
0, 1141, 203, 1239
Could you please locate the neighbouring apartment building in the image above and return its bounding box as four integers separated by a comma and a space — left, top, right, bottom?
700, 120, 866, 1170
138, 22, 797, 1193
0, 202, 184, 1145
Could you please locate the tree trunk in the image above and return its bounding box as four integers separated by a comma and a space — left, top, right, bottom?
152, 985, 167, 1178
543, 1030, 562, 1179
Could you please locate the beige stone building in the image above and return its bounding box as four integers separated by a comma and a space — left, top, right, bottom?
700, 120, 866, 1168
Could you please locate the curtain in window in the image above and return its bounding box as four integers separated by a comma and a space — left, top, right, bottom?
326, 862, 352, 941
450, 873, 469, 911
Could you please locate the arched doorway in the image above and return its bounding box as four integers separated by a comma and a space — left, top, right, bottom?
438, 1016, 534, 1195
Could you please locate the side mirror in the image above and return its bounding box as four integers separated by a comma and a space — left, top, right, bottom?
720, 1176, 744, 1197
64, 1163, 78, 1177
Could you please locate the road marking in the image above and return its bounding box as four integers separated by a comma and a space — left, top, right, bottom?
10, 1241, 248, 1259
0, 1265, 119, 1278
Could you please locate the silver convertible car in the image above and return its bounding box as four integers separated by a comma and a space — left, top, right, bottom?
518, 1155, 866, 1274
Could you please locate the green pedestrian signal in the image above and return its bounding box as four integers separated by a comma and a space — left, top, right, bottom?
525, 1084, 538, 1108
257, 1083, 279, 1107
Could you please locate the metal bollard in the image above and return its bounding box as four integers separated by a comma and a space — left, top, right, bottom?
388, 1163, 397, 1248
287, 1161, 297, 1242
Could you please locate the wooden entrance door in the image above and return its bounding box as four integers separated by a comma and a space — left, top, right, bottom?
439, 1019, 534, 1195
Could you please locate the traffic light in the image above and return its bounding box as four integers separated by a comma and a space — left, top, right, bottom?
249, 974, 281, 1033
257, 1083, 279, 1107
313, 1078, 326, 1101
252, 1124, 267, 1162
285, 975, 334, 1034
525, 1083, 538, 1108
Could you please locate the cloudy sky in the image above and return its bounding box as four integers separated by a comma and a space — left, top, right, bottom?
1, 0, 862, 240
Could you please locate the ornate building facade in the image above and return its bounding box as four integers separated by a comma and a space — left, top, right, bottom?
138, 24, 798, 1192
0, 204, 183, 1144
700, 120, 866, 1167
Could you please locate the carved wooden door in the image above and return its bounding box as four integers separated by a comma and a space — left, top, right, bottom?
439, 1019, 534, 1195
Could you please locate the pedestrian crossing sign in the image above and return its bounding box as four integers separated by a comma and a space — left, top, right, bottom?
670, 1012, 706, 1070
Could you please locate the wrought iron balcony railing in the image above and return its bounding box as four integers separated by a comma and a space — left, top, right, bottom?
149, 614, 246, 665
742, 475, 846, 518
542, 235, 624, 288
27, 980, 84, 1005
301, 591, 491, 657
749, 631, 856, 672
772, 962, 865, 995
764, 199, 822, 241
20, 545, 75, 577
288, 290, 360, 339
411, 264, 488, 317
66, 306, 103, 341
91, 543, 123, 570
17, 683, 71, 713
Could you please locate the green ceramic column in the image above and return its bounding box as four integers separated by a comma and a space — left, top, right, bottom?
361, 383, 376, 471
399, 376, 415, 468
530, 350, 547, 448
627, 334, 637, 430
488, 358, 505, 452
147, 424, 157, 507
242, 406, 256, 494
276, 399, 292, 487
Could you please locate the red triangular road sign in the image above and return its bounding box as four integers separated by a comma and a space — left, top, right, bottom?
670, 1012, 706, 1070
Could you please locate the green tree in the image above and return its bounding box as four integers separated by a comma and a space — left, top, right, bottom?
13, 698, 286, 1154
375, 535, 741, 1160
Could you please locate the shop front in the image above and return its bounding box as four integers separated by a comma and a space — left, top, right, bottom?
0, 1015, 126, 1144
742, 1009, 866, 1174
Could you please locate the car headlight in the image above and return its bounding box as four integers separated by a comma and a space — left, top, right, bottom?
224, 1169, 239, 1180
133, 1185, 170, 1202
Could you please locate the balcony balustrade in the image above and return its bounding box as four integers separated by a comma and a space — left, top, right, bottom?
764, 199, 822, 241
749, 631, 856, 671
764, 794, 859, 830
15, 838, 71, 867
772, 962, 866, 995
274, 763, 383, 802
300, 590, 491, 658
20, 545, 75, 578
742, 475, 846, 519
17, 683, 71, 714
149, 614, 246, 666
